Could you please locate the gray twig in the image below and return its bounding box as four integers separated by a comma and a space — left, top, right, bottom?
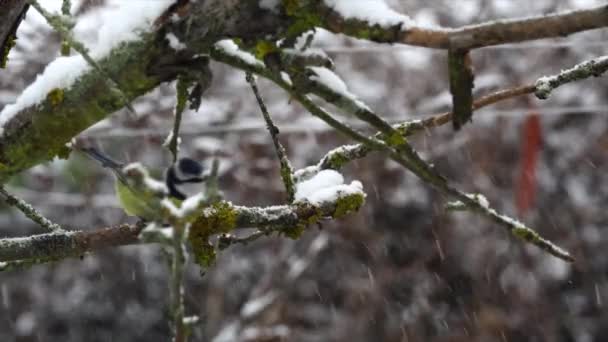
169, 221, 186, 342
218, 230, 266, 250
245, 72, 296, 203
60, 0, 71, 55
535, 55, 608, 99
0, 256, 63, 272
165, 77, 189, 163
0, 186, 64, 233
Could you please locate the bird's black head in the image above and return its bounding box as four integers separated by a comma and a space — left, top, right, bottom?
177, 158, 204, 181
166, 158, 206, 200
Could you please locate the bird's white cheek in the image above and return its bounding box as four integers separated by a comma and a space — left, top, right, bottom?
176, 182, 205, 198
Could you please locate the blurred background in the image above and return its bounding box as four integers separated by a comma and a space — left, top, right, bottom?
1, 0, 607, 341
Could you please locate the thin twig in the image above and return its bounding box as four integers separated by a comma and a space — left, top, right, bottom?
170, 221, 186, 342
205, 158, 222, 204
218, 230, 266, 250
60, 0, 71, 55
0, 255, 64, 272
165, 77, 188, 163
535, 55, 608, 99
302, 83, 537, 177
245, 72, 296, 203
415, 84, 537, 130
0, 186, 64, 233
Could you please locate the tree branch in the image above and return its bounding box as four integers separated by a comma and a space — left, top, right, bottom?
0, 223, 143, 262
311, 2, 608, 50
0, 0, 28, 68
0, 191, 365, 263
0, 186, 65, 233
0, 1, 285, 182
210, 43, 573, 261
246, 72, 296, 203
535, 55, 608, 99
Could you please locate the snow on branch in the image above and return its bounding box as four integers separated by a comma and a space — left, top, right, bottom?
210, 42, 573, 262
0, 189, 365, 265
0, 1, 173, 132
535, 55, 608, 99
0, 2, 286, 182
323, 0, 414, 29
307, 1, 608, 49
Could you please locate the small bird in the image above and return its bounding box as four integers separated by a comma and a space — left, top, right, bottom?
78, 147, 206, 221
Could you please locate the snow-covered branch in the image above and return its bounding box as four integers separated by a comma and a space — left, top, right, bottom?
535, 55, 608, 99
0, 1, 284, 181
0, 189, 365, 264
309, 1, 608, 50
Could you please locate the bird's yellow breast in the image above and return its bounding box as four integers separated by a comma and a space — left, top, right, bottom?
115, 180, 162, 221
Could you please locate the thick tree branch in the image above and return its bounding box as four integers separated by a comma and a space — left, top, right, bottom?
311, 2, 608, 49
0, 192, 364, 263
1, 1, 606, 183
0, 224, 143, 262
0, 0, 29, 68
0, 1, 285, 182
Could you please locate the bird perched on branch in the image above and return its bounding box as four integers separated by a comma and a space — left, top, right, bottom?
78, 147, 206, 221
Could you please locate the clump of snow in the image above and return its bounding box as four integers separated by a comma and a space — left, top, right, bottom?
280, 72, 293, 86
295, 170, 344, 200
161, 198, 182, 219
306, 181, 364, 205
141, 223, 174, 240
162, 192, 206, 219
308, 66, 370, 111
179, 192, 206, 216
162, 131, 181, 151
0, 0, 174, 135
215, 40, 264, 67
295, 169, 365, 205
534, 76, 554, 99
466, 193, 489, 208
165, 32, 186, 51
324, 0, 413, 29
83, 0, 175, 58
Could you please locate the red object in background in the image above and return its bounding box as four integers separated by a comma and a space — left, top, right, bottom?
516, 112, 542, 216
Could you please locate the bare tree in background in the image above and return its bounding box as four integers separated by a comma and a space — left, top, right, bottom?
1, 1, 607, 341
